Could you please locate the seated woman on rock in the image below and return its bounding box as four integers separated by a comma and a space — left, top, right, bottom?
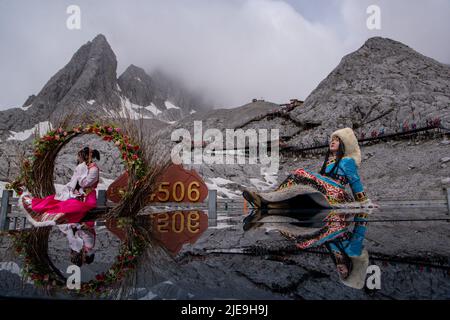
243, 128, 374, 208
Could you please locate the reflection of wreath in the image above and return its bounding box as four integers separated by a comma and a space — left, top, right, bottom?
79, 220, 147, 295
11, 229, 66, 289
11, 219, 148, 296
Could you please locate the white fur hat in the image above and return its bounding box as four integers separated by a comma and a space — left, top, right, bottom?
331, 128, 361, 166
340, 249, 369, 289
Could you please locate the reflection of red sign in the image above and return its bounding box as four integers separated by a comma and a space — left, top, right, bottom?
150, 210, 208, 255
104, 219, 127, 241
106, 164, 208, 204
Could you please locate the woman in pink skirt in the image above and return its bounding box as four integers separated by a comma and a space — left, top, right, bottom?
20, 147, 101, 227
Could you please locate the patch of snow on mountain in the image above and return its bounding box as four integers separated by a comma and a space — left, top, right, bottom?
119, 97, 153, 120
165, 101, 180, 110
144, 103, 162, 116
7, 121, 52, 141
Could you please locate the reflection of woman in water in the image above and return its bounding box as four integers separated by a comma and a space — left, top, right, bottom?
20, 147, 101, 227
59, 222, 96, 267
282, 210, 370, 289
244, 128, 372, 207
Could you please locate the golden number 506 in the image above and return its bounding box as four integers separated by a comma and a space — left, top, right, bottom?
156, 211, 200, 234
150, 181, 201, 202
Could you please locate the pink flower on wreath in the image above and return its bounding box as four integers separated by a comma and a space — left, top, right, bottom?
107, 127, 113, 133
55, 135, 61, 141
132, 154, 138, 161
115, 141, 121, 146
115, 128, 121, 133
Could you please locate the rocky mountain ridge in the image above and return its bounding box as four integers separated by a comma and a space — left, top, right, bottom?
0, 34, 207, 141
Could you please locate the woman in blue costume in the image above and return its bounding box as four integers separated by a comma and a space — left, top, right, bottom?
243, 127, 373, 208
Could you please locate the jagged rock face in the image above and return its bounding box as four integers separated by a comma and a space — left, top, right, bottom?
0, 109, 35, 138
36, 34, 120, 121
118, 64, 155, 107
0, 34, 208, 141
21, 95, 36, 108
288, 37, 450, 145
157, 100, 280, 144
0, 34, 120, 138
151, 70, 204, 113
118, 66, 207, 122
0, 141, 25, 181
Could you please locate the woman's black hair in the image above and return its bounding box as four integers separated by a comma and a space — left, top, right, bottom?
70, 250, 83, 267
319, 137, 345, 178
78, 147, 101, 162
325, 242, 353, 279
84, 253, 95, 265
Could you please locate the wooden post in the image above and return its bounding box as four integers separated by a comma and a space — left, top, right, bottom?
97, 190, 107, 207
0, 190, 12, 231
208, 189, 217, 220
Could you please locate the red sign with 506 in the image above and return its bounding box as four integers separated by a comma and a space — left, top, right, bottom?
107, 164, 208, 203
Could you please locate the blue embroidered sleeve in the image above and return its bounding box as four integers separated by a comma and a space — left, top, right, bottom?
340, 158, 364, 194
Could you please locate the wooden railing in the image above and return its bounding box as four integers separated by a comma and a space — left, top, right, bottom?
0, 189, 224, 231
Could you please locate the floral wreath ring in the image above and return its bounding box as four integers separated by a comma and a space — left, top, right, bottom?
6, 123, 149, 296
7, 123, 147, 197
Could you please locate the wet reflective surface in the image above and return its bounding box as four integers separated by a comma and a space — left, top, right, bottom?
0, 206, 449, 299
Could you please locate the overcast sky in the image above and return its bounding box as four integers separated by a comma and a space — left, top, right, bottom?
1, 0, 449, 110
